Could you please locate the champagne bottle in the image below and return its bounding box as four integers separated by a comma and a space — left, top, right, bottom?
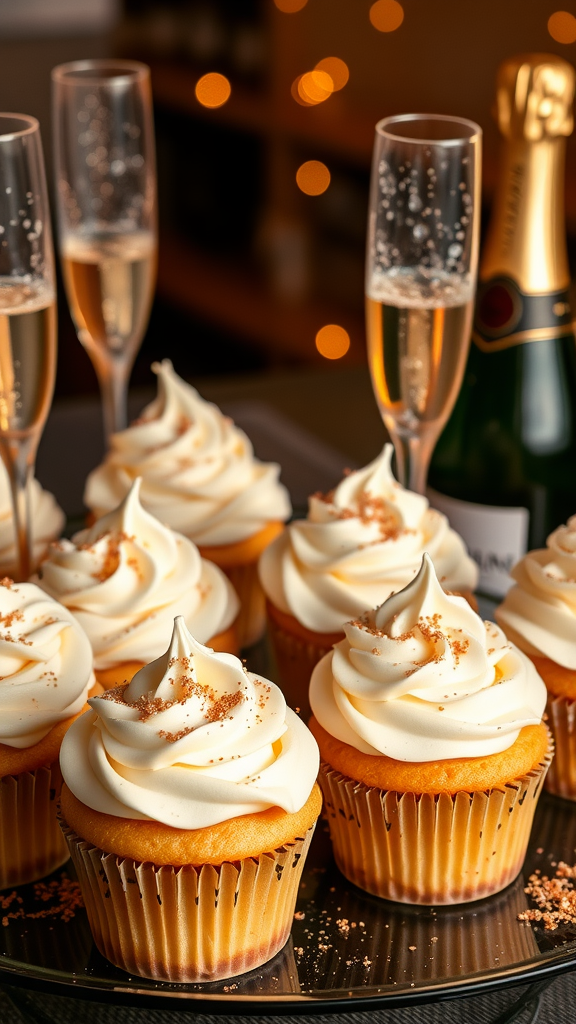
428, 53, 576, 600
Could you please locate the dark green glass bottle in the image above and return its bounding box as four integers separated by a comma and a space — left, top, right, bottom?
429, 53, 576, 599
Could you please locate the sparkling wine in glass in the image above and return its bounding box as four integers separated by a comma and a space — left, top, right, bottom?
366, 114, 482, 494
52, 59, 157, 441
0, 114, 57, 581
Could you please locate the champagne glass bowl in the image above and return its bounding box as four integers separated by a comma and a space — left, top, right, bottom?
52, 59, 157, 442
0, 113, 57, 581
366, 114, 482, 494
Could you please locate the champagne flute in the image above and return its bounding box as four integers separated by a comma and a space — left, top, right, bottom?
0, 114, 57, 582
366, 114, 481, 494
52, 59, 157, 442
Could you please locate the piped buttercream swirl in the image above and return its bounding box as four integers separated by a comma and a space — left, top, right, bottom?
0, 579, 93, 749
60, 616, 320, 828
259, 445, 478, 633
34, 479, 239, 670
310, 553, 546, 761
496, 516, 576, 669
83, 360, 291, 545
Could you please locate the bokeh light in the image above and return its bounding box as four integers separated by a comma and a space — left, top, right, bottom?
315, 324, 351, 359
548, 11, 576, 43
273, 0, 308, 11
298, 70, 334, 105
195, 73, 231, 109
292, 76, 312, 106
296, 161, 331, 195
369, 0, 404, 32
315, 57, 349, 92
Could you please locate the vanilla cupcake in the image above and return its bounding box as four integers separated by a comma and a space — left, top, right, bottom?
84, 360, 291, 647
59, 616, 321, 982
0, 462, 64, 577
260, 445, 478, 714
496, 517, 576, 800
35, 478, 239, 689
0, 579, 93, 887
309, 554, 550, 904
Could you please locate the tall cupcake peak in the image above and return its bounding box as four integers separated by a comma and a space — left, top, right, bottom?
82, 476, 177, 568
122, 614, 233, 709
310, 444, 428, 533
372, 552, 485, 643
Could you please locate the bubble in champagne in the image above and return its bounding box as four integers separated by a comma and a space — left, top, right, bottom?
408, 194, 422, 213
413, 223, 428, 240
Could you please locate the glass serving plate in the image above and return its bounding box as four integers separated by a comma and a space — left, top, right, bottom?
1, 791, 576, 1013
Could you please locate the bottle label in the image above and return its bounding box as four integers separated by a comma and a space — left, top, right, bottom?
472, 276, 573, 352
428, 489, 529, 598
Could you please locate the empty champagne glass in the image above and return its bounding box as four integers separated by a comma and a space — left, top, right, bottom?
366, 114, 482, 494
0, 114, 57, 582
52, 59, 157, 442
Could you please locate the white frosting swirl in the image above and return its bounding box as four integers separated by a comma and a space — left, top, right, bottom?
310, 553, 546, 761
496, 516, 576, 669
34, 479, 239, 671
0, 462, 64, 576
260, 445, 478, 633
84, 360, 291, 545
0, 580, 93, 749
60, 616, 320, 828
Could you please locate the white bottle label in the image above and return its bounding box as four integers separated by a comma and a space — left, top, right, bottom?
428, 490, 529, 599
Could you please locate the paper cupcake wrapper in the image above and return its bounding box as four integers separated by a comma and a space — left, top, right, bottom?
60, 819, 314, 983
266, 616, 334, 718
318, 743, 552, 905
544, 694, 576, 801
0, 762, 69, 888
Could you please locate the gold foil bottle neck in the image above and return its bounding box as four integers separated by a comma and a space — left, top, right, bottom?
495, 53, 575, 141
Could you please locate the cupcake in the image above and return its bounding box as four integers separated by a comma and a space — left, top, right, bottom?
34, 477, 240, 690
0, 462, 64, 577
59, 616, 322, 982
309, 554, 550, 904
84, 360, 291, 647
0, 578, 93, 887
260, 444, 478, 714
496, 517, 576, 800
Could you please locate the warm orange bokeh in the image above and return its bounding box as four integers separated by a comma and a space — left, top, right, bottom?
296, 160, 331, 195
195, 73, 232, 109
548, 10, 576, 43
369, 0, 404, 32
291, 76, 311, 106
298, 70, 334, 105
315, 57, 350, 92
274, 0, 308, 11
315, 325, 351, 360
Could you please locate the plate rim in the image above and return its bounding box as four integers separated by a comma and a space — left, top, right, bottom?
1, 936, 576, 1014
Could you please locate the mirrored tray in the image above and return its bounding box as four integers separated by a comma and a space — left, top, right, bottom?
1, 791, 576, 1013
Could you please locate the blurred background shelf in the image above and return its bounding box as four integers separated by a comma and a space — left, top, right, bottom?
157, 231, 366, 363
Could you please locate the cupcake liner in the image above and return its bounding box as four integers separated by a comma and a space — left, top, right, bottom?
223, 561, 265, 648
0, 762, 69, 888
318, 742, 552, 905
266, 615, 335, 717
59, 818, 315, 983
544, 694, 576, 801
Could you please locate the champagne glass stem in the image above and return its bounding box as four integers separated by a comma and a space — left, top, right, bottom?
391, 432, 435, 496
95, 357, 131, 439
0, 437, 34, 582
